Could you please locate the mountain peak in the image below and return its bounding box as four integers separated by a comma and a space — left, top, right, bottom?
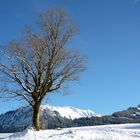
41, 104, 100, 119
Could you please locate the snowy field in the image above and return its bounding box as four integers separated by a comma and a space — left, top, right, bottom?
0, 124, 140, 140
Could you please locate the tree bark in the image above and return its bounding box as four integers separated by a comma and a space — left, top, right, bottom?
33, 103, 41, 131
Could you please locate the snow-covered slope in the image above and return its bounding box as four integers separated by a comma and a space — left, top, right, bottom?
41, 105, 100, 119
1, 124, 140, 140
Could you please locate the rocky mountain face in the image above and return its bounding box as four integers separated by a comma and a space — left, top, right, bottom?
0, 104, 140, 133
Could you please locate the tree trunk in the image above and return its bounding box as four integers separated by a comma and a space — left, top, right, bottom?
33, 103, 41, 131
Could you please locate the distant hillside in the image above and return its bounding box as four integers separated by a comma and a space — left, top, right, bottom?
73, 105, 140, 127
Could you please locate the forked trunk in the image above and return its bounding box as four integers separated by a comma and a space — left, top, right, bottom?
33, 103, 41, 131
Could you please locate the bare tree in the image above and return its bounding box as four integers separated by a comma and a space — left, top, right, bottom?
0, 9, 86, 131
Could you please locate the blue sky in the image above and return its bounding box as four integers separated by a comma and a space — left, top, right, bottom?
0, 0, 140, 115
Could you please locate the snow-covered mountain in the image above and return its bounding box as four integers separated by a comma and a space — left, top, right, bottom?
0, 104, 100, 132
41, 105, 100, 119
112, 104, 140, 118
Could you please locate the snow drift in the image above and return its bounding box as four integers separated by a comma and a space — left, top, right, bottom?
1, 124, 140, 140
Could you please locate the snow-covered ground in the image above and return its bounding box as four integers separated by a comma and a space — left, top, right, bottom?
0, 124, 140, 140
